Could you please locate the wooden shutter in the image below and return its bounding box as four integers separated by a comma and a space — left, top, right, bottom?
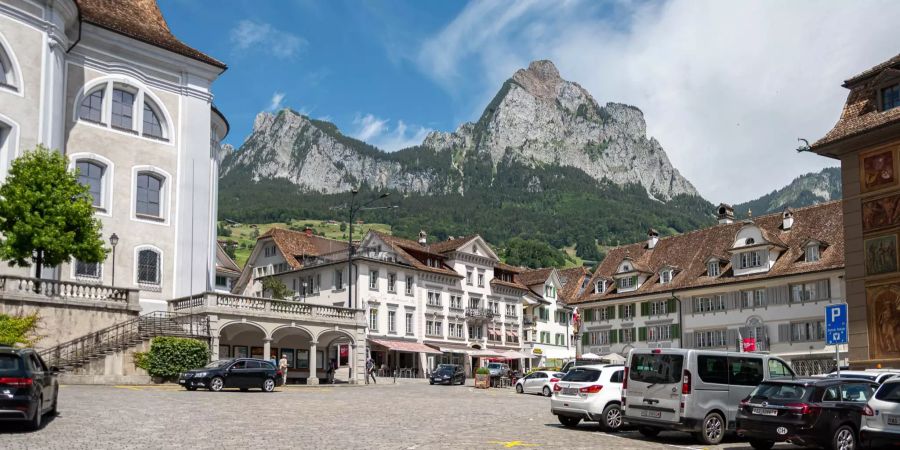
638, 326, 647, 341
667, 298, 676, 313
617, 329, 624, 343
726, 328, 738, 350
817, 279, 831, 300
691, 297, 698, 314
608, 305, 616, 319
581, 332, 589, 345
727, 292, 738, 310
610, 329, 618, 344
586, 308, 594, 322
683, 332, 694, 349
618, 304, 624, 319
670, 324, 680, 339
778, 323, 791, 343
640, 302, 649, 316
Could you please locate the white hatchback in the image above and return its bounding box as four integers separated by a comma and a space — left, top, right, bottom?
861, 378, 900, 448
516, 370, 566, 397
550, 365, 625, 432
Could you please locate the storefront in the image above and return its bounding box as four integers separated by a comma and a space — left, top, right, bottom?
368, 338, 442, 378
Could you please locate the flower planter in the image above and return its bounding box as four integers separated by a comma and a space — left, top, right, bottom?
475, 373, 490, 389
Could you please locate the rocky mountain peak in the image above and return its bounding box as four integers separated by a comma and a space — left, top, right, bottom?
511, 60, 564, 100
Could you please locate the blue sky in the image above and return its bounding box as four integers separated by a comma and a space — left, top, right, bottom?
160, 0, 900, 204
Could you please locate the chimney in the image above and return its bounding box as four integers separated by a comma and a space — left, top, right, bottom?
717, 203, 735, 224
305, 227, 313, 237
782, 208, 794, 230
418, 230, 427, 245
647, 228, 659, 249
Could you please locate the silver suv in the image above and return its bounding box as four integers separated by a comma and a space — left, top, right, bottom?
487, 362, 510, 377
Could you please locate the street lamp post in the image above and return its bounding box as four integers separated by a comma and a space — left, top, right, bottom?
346, 190, 390, 309
109, 233, 119, 286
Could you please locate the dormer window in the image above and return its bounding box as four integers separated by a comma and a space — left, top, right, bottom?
618, 276, 637, 290
623, 264, 631, 272
805, 244, 820, 262
883, 84, 900, 111
739, 251, 763, 269
707, 261, 720, 277
660, 269, 673, 284
745, 237, 755, 245
594, 280, 607, 294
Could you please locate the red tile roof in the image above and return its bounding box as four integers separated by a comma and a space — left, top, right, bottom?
75, 0, 226, 69
425, 235, 478, 254
370, 231, 461, 278
261, 228, 346, 269
517, 268, 554, 286
573, 201, 844, 304
558, 266, 591, 304
812, 53, 900, 151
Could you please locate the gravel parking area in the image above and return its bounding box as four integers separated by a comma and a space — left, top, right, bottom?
0, 382, 804, 449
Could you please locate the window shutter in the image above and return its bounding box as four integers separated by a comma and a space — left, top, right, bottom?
640, 302, 649, 316
818, 279, 831, 300
618, 304, 624, 318
726, 328, 738, 350
777, 285, 789, 305
683, 332, 694, 349
617, 329, 623, 343
667, 298, 676, 313
691, 297, 698, 314
581, 332, 589, 345
778, 324, 791, 343
610, 330, 618, 344
670, 324, 680, 339
766, 287, 778, 306
638, 326, 647, 342
609, 306, 616, 319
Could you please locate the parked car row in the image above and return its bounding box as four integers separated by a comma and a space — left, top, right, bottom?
0, 346, 59, 431
542, 348, 900, 449
179, 358, 283, 392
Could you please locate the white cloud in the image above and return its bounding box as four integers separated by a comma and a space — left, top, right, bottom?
267, 92, 286, 111
230, 20, 307, 59
352, 113, 432, 152
417, 0, 900, 204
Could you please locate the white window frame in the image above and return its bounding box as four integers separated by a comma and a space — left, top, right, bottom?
130, 166, 172, 226
0, 32, 23, 96
708, 261, 720, 277
660, 270, 672, 284
405, 312, 413, 335
369, 270, 379, 290
388, 310, 396, 334
387, 273, 396, 293
405, 276, 413, 295
72, 77, 174, 145
477, 270, 485, 288
72, 259, 102, 281
806, 244, 820, 262
622, 304, 634, 320
369, 308, 379, 331
69, 153, 114, 216
134, 245, 163, 291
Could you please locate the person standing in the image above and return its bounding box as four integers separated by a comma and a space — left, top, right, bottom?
327, 359, 337, 384
366, 357, 376, 384
279, 354, 289, 385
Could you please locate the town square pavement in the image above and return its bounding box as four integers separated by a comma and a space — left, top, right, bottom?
1, 381, 803, 449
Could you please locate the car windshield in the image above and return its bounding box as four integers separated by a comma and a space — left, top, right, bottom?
826, 373, 876, 381
629, 353, 683, 384
562, 368, 601, 382
0, 355, 22, 374
435, 366, 454, 374
204, 360, 232, 369
876, 382, 900, 403
749, 383, 813, 402
488, 363, 502, 369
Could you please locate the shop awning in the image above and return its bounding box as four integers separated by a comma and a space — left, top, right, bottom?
369, 338, 442, 355
501, 350, 530, 359
469, 349, 506, 358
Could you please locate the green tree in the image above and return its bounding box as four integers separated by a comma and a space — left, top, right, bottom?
575, 235, 602, 262
503, 237, 567, 269
0, 146, 106, 279
339, 222, 347, 232
223, 240, 238, 259
217, 222, 232, 237
261, 277, 291, 300
0, 313, 41, 347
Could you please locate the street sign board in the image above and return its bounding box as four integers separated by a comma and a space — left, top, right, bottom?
826, 303, 848, 345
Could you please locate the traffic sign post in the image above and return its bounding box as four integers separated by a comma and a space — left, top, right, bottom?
825, 304, 848, 378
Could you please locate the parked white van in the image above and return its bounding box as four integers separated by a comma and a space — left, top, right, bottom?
622, 348, 795, 445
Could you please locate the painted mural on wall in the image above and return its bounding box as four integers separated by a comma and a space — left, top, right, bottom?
861, 148, 897, 193
863, 193, 900, 232
868, 283, 900, 358
865, 234, 899, 276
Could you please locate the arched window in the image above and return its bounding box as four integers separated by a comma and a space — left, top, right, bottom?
0, 55, 7, 86
142, 101, 164, 139
135, 172, 163, 218
79, 89, 104, 123
76, 160, 105, 207
137, 248, 161, 285
0, 38, 17, 90
111, 87, 135, 130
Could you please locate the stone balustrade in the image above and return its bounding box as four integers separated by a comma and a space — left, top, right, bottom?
168, 292, 365, 326
0, 275, 138, 306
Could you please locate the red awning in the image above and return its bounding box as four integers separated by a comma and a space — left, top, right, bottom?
369, 338, 442, 355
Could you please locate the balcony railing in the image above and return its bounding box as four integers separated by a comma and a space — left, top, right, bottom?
0, 275, 138, 307
465, 307, 495, 321
168, 292, 366, 326
523, 316, 536, 326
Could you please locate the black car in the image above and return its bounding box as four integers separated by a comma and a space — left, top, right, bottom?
736, 378, 878, 450
0, 346, 58, 430
429, 364, 465, 385
179, 358, 283, 392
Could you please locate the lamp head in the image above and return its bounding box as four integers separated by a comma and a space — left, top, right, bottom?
109, 233, 119, 247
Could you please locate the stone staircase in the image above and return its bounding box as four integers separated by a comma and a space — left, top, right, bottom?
38, 311, 209, 383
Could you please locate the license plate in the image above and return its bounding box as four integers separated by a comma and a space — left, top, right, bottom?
753, 407, 778, 416
562, 387, 579, 395
887, 415, 900, 425
640, 410, 662, 418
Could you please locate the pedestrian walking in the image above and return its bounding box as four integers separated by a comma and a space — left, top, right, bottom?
366, 357, 376, 384
327, 359, 337, 384
279, 354, 289, 385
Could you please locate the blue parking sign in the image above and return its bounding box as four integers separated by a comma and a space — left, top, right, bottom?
825, 304, 848, 345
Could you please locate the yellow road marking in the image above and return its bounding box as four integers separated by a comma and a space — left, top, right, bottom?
488, 441, 538, 448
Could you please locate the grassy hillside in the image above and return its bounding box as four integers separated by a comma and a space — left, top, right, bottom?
218, 219, 391, 267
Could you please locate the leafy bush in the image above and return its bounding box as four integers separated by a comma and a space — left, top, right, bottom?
476, 367, 490, 375
132, 351, 149, 370
0, 313, 41, 347
142, 337, 209, 379
262, 277, 290, 300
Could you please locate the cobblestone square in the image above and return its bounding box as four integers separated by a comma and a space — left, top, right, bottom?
0, 382, 805, 450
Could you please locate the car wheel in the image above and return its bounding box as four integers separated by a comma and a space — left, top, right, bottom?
695, 412, 725, 445
429, 380, 434, 385
263, 378, 276, 392
831, 425, 856, 450
209, 376, 224, 392
542, 386, 552, 397
515, 384, 524, 394
558, 416, 580, 428
749, 439, 775, 450
600, 403, 623, 432
50, 390, 58, 416
27, 396, 42, 431
638, 426, 660, 438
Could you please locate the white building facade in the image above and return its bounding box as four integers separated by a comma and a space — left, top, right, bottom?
0, 0, 228, 312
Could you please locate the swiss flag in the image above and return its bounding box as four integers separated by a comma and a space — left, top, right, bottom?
742, 338, 756, 352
